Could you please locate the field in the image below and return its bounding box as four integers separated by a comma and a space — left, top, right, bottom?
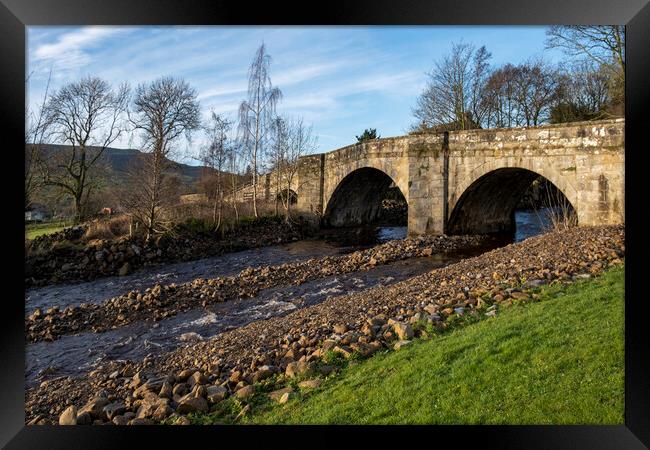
25, 221, 72, 240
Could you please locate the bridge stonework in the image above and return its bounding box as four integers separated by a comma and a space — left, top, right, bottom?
295, 118, 624, 235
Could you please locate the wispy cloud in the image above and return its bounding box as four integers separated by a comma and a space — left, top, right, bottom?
32, 27, 128, 70
27, 26, 558, 158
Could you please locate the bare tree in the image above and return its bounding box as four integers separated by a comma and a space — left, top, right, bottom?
546, 26, 624, 108
198, 111, 232, 229
228, 140, 244, 222
412, 42, 491, 131
270, 116, 290, 216
41, 76, 129, 222
25, 68, 54, 210
127, 76, 200, 241
512, 59, 562, 126
482, 64, 519, 128
546, 26, 625, 74
550, 60, 613, 123
482, 60, 561, 127
238, 43, 282, 217
273, 116, 317, 222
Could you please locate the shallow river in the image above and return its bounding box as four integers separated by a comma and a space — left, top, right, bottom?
25, 210, 551, 386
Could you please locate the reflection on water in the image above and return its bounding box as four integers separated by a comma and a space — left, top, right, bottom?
514, 207, 554, 242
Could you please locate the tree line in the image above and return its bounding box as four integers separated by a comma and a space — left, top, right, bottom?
411, 26, 625, 132
25, 43, 317, 241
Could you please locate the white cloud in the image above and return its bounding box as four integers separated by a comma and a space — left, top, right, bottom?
273, 61, 345, 87
32, 27, 127, 70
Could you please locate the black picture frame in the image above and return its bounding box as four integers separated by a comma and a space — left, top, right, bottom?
2, 0, 648, 448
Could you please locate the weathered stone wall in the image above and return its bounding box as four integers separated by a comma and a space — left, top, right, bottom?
446, 118, 624, 233
295, 153, 325, 218
290, 118, 625, 235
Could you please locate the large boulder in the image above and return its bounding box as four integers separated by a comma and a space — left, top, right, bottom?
58, 405, 77, 425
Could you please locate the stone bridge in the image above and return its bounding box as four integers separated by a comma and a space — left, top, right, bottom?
291, 118, 624, 235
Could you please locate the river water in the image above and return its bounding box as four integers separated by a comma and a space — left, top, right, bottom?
25, 209, 551, 386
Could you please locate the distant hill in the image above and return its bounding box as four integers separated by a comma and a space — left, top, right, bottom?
29, 144, 242, 194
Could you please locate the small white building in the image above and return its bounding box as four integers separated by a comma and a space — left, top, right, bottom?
25, 204, 51, 222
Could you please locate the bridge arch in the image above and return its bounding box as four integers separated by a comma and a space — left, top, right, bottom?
323, 166, 407, 227
277, 188, 298, 205
447, 166, 576, 235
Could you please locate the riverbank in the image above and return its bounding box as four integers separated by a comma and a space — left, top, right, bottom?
25, 225, 624, 425
24, 216, 310, 287
231, 264, 624, 425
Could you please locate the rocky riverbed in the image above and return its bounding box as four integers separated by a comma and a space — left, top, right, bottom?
25, 225, 624, 425
26, 234, 491, 343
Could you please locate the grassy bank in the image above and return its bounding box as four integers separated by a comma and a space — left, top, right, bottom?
25, 221, 73, 240
191, 263, 624, 425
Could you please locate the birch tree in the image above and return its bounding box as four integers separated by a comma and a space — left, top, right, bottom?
238, 44, 282, 218
199, 111, 232, 229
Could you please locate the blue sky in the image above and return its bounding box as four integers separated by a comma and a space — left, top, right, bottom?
27, 26, 566, 165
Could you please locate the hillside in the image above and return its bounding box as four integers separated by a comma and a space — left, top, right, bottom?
29, 144, 241, 193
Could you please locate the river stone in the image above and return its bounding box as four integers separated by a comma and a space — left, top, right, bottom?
298, 379, 322, 389
75, 411, 92, 425
279, 392, 294, 404
103, 402, 126, 421
159, 382, 173, 399
252, 365, 273, 382
152, 404, 173, 421
234, 385, 255, 399
179, 332, 203, 342
285, 361, 313, 378
112, 415, 128, 426
269, 387, 294, 402
136, 394, 168, 419
176, 395, 208, 414
333, 345, 354, 359
394, 340, 412, 350
206, 385, 228, 404
79, 397, 109, 419
177, 369, 195, 382
392, 322, 413, 340
191, 384, 207, 398
187, 371, 208, 387
118, 262, 131, 276
128, 418, 154, 425
333, 324, 348, 334
58, 405, 77, 425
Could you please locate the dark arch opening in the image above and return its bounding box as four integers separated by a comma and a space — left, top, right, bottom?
447, 168, 576, 238
277, 188, 297, 205
324, 167, 407, 228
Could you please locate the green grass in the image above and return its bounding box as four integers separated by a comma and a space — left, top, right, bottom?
193, 264, 624, 425
25, 220, 73, 240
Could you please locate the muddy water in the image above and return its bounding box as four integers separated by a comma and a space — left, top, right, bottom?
26, 211, 550, 387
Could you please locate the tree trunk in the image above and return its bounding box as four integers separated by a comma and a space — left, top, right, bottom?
252, 169, 258, 218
